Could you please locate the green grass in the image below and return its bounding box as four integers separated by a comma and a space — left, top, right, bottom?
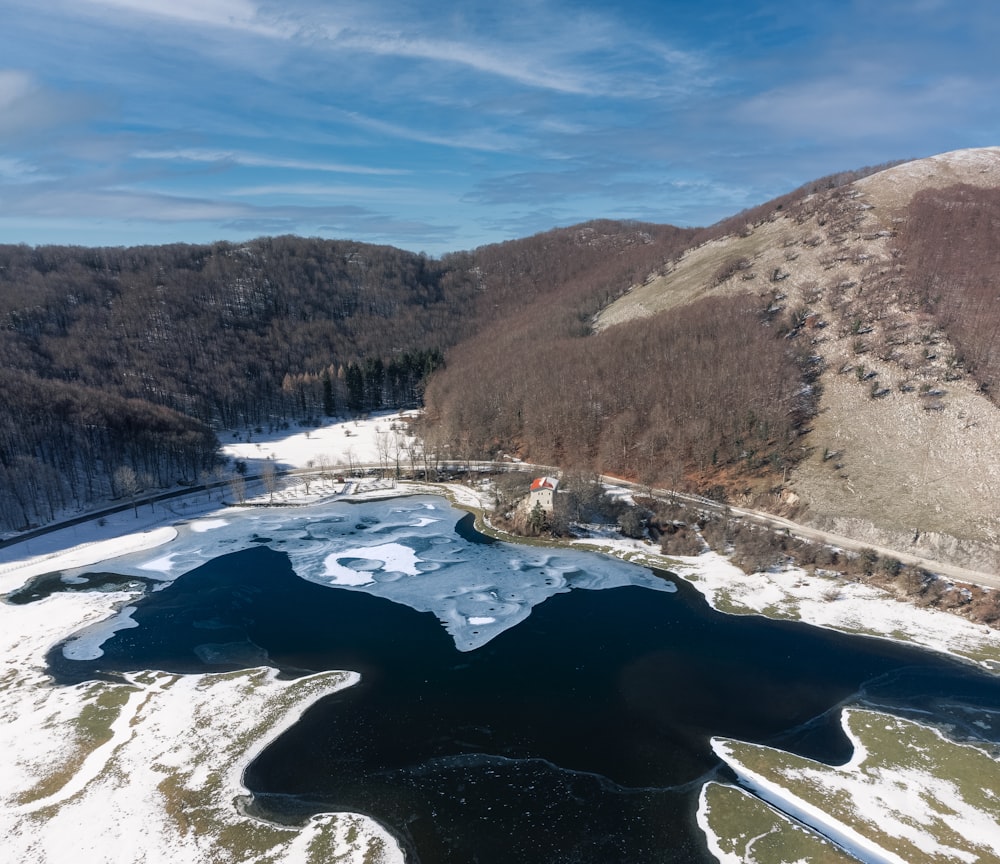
16, 680, 138, 805
714, 709, 1000, 864
701, 782, 855, 864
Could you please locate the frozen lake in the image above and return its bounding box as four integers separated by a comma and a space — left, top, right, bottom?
42, 495, 1000, 863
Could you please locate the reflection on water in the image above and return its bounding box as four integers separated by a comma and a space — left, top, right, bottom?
45, 497, 1000, 864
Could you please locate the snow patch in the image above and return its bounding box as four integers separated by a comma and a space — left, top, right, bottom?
322, 542, 422, 586
190, 518, 229, 532
138, 552, 179, 573
670, 550, 1000, 670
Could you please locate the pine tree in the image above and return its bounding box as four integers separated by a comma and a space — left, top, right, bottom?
322, 369, 335, 416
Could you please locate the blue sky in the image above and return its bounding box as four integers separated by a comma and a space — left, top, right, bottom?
0, 0, 997, 255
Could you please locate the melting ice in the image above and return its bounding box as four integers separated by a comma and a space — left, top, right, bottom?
58, 495, 675, 654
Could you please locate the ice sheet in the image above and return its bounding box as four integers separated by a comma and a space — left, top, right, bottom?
55, 495, 675, 654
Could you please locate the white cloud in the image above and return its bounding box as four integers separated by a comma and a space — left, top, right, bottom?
77, 0, 294, 38
737, 73, 982, 141
132, 148, 408, 175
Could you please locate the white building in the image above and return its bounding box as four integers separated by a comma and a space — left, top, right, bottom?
527, 476, 559, 512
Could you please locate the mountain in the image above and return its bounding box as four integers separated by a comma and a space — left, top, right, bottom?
590, 147, 1000, 571
2, 149, 999, 575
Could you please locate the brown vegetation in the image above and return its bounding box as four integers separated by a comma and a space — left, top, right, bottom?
424, 292, 818, 493
6, 155, 1000, 557
898, 184, 1000, 400
687, 160, 907, 248
0, 222, 686, 530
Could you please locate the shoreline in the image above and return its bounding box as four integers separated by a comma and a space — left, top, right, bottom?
3, 482, 999, 864
5, 477, 999, 672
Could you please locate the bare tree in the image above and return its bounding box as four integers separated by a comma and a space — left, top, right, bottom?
376, 429, 391, 478
228, 474, 247, 505
261, 460, 279, 503
113, 465, 142, 517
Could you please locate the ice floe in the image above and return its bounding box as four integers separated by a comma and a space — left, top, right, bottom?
44, 495, 673, 656
61, 606, 139, 661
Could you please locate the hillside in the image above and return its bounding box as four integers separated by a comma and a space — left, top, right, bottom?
3, 150, 1000, 575
0, 223, 686, 532
594, 147, 1000, 571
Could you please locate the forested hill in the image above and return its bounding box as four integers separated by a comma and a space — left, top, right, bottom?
0, 223, 690, 530
7, 147, 1000, 570
423, 148, 1000, 572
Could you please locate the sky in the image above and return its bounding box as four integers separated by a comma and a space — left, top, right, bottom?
0, 0, 997, 256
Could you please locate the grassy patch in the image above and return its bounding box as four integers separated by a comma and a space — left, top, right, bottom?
701, 782, 855, 864
153, 668, 358, 861
15, 681, 137, 805
706, 587, 758, 616
716, 709, 1000, 864
760, 601, 800, 620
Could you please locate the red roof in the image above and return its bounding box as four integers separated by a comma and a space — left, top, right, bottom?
530, 476, 558, 491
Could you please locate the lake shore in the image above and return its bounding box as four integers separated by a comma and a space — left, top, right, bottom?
2, 413, 998, 863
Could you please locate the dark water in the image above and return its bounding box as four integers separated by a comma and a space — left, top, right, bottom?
47, 528, 1000, 864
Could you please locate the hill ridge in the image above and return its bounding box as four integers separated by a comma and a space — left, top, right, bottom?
595, 147, 1000, 571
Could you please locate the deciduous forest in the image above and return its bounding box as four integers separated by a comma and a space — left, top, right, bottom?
898, 184, 1000, 397
3, 172, 1000, 534
0, 223, 688, 529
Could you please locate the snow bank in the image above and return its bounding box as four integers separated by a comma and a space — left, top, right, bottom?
710, 707, 1000, 864
60, 605, 139, 660
221, 410, 419, 470
713, 737, 910, 864
0, 526, 179, 594
668, 550, 1000, 670
0, 577, 402, 864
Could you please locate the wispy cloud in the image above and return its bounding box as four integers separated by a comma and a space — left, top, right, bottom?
133, 148, 408, 176
67, 0, 705, 99
226, 183, 413, 198
341, 112, 525, 154
738, 72, 983, 140
0, 156, 47, 181
332, 30, 595, 96
0, 69, 99, 141
0, 181, 454, 241
1, 1, 997, 255
0, 69, 34, 109
76, 0, 295, 38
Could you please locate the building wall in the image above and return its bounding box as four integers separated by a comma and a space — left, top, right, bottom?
528, 487, 555, 512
